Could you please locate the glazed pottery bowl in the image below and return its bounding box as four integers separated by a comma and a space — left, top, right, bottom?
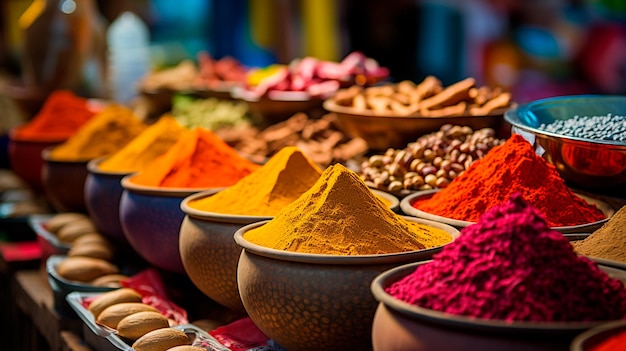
370, 261, 626, 351
119, 175, 221, 274
232, 88, 324, 126
504, 95, 626, 188
324, 99, 506, 151
570, 320, 626, 351
400, 189, 615, 234
179, 190, 272, 313
41, 147, 90, 213
234, 217, 460, 351
84, 157, 133, 245
8, 130, 64, 192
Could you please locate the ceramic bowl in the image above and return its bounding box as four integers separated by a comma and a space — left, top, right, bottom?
400, 189, 615, 234
179, 190, 272, 313
84, 157, 133, 245
41, 147, 90, 213
7, 130, 64, 192
370, 261, 626, 351
232, 88, 325, 126
324, 99, 506, 151
29, 214, 71, 262
119, 175, 221, 274
570, 320, 626, 351
234, 217, 460, 351
504, 95, 626, 188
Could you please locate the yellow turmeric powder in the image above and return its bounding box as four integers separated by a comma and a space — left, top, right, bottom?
188, 146, 322, 216
98, 115, 188, 173
49, 104, 146, 161
243, 164, 453, 255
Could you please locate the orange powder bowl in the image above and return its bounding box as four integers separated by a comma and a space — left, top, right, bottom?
369, 261, 626, 351
179, 190, 272, 314
8, 129, 66, 192
119, 175, 224, 274
84, 157, 134, 246
400, 189, 615, 234
233, 217, 460, 351
41, 147, 91, 213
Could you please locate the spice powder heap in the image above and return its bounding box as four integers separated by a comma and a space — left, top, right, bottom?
98, 115, 188, 173
387, 193, 626, 322
12, 90, 97, 141
130, 127, 260, 188
49, 104, 146, 161
572, 205, 626, 263
242, 164, 453, 255
412, 133, 606, 227
188, 146, 322, 216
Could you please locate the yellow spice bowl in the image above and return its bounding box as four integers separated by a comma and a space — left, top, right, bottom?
233, 217, 460, 351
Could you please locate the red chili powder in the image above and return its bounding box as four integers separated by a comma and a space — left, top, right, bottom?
588, 329, 626, 351
12, 90, 97, 141
387, 193, 626, 322
130, 127, 260, 188
411, 133, 606, 227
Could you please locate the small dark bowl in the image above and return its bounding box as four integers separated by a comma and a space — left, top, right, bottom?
8, 130, 65, 192
234, 218, 460, 351
41, 147, 90, 213
119, 175, 222, 274
29, 215, 71, 263
179, 190, 272, 313
400, 189, 615, 234
84, 157, 133, 246
370, 261, 626, 351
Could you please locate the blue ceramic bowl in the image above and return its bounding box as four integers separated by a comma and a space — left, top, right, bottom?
119, 175, 221, 274
504, 95, 626, 188
84, 157, 132, 245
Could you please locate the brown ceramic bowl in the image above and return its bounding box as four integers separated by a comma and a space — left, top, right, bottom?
179, 190, 271, 313
41, 147, 90, 213
400, 189, 616, 234
324, 99, 507, 151
370, 261, 626, 351
119, 175, 222, 274
7, 130, 65, 192
570, 320, 626, 351
234, 218, 460, 351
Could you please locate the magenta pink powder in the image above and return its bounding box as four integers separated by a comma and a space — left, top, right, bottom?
386, 193, 626, 322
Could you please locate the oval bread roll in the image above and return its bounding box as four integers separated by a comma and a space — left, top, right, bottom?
56, 219, 98, 243
166, 346, 206, 351
116, 311, 169, 340
132, 328, 189, 351
45, 212, 90, 234
96, 302, 160, 329
72, 233, 112, 248
67, 242, 114, 261
56, 256, 119, 282
90, 274, 128, 288
88, 288, 142, 318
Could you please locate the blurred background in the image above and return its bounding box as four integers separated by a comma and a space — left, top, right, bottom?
1, 0, 626, 128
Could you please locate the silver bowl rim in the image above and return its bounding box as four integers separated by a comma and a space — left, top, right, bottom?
570, 319, 626, 351
370, 260, 626, 334
233, 216, 460, 265
504, 94, 626, 147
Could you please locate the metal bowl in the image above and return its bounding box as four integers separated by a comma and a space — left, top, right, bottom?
370, 261, 626, 351
504, 95, 626, 188
400, 189, 615, 234
324, 99, 506, 151
570, 320, 626, 351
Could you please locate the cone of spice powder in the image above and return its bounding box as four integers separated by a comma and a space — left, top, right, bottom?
187, 146, 322, 216
242, 164, 454, 255
129, 127, 260, 188
387, 193, 626, 322
572, 205, 626, 263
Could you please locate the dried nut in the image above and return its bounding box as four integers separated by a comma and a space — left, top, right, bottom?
432, 156, 443, 167
440, 160, 451, 171
394, 150, 407, 164
385, 148, 396, 157
447, 125, 465, 138
423, 149, 435, 161
382, 155, 393, 164
436, 177, 450, 188
459, 143, 471, 153
412, 175, 425, 187
388, 181, 403, 192
411, 144, 425, 158
369, 155, 384, 167
388, 163, 405, 177
436, 169, 447, 178
465, 159, 473, 170
457, 153, 467, 164
420, 166, 437, 177
419, 184, 433, 191
424, 174, 437, 187
450, 162, 465, 173
404, 172, 418, 179
448, 170, 458, 179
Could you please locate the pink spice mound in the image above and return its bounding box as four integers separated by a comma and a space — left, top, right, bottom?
386, 193, 626, 322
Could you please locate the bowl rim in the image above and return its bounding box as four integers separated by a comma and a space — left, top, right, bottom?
87, 156, 136, 177
370, 261, 626, 334
41, 146, 95, 163
8, 127, 68, 143
29, 214, 72, 251
569, 319, 626, 351
504, 94, 626, 147
370, 188, 400, 211
46, 254, 117, 292
179, 189, 273, 223
233, 216, 460, 265
120, 174, 225, 197
399, 189, 614, 233
323, 98, 510, 119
